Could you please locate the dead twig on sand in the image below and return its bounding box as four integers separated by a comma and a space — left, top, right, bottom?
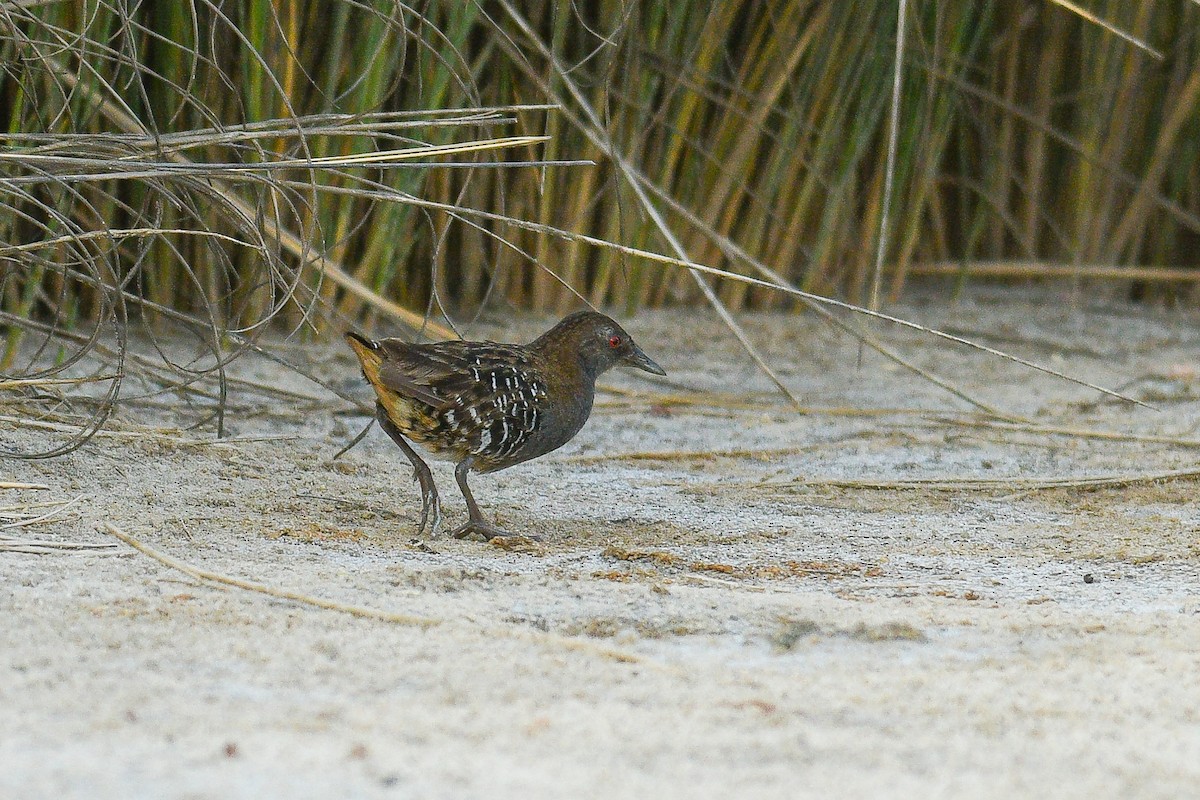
0, 375, 121, 390
1, 494, 85, 530
101, 523, 650, 665
595, 386, 947, 418
938, 417, 1200, 450
761, 465, 1200, 493
567, 446, 817, 465
103, 523, 441, 627
0, 492, 111, 553
0, 537, 120, 554
0, 414, 314, 448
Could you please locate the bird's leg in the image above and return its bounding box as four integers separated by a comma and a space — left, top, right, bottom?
375, 403, 441, 535
450, 458, 532, 541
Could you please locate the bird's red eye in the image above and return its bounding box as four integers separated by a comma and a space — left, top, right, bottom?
608, 335, 621, 348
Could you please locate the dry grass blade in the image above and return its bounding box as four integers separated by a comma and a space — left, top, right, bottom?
0, 375, 119, 389
1, 493, 84, 529
0, 497, 80, 513
492, 0, 803, 409
1, 137, 561, 173
907, 261, 1200, 283
1045, 0, 1164, 60
765, 465, 1200, 492
939, 417, 1200, 449
274, 136, 552, 166
45, 61, 457, 341
1, 482, 50, 490
348, 191, 1149, 410
869, 0, 908, 312
574, 244, 1150, 410
0, 492, 96, 552
632, 178, 1008, 417
0, 413, 315, 447
0, 537, 120, 554
0, 229, 252, 255
597, 391, 937, 417
566, 446, 816, 465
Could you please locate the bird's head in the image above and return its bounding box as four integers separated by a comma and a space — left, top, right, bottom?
537, 311, 666, 380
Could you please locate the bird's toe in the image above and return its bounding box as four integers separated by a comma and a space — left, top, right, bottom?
451, 520, 537, 542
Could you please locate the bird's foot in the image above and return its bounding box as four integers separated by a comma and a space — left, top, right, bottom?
450, 520, 540, 542
415, 486, 442, 537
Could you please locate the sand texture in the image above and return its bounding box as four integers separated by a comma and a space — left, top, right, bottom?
3, 287, 1200, 799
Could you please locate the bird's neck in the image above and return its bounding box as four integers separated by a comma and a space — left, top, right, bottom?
530, 338, 599, 439
531, 331, 602, 386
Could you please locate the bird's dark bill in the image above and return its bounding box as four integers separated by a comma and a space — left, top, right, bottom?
623, 344, 666, 376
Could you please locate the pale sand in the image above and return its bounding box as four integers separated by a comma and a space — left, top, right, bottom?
3, 287, 1199, 798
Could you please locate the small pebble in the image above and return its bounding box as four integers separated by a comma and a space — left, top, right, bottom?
1083, 573, 1095, 584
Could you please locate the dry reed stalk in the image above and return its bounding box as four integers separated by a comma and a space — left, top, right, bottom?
492, 0, 803, 408
1046, 0, 1163, 60
594, 386, 790, 412
684, 574, 766, 593
0, 499, 69, 514
908, 261, 1200, 283
625, 185, 1010, 417
594, 387, 976, 419
0, 492, 99, 552
360, 196, 1149, 410
47, 61, 501, 341
592, 398, 777, 414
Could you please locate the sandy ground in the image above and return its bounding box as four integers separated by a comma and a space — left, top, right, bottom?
3, 285, 1200, 799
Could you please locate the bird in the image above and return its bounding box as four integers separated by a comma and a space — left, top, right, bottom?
345, 310, 665, 540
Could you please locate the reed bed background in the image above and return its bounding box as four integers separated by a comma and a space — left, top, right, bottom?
2, 0, 1199, 456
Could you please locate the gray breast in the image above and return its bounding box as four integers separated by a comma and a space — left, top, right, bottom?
512, 382, 594, 465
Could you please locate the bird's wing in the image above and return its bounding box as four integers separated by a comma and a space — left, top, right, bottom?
369, 339, 454, 407
374, 340, 538, 413
381, 341, 549, 465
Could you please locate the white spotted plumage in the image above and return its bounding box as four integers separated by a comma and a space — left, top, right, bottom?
347, 310, 664, 540
388, 346, 550, 469
353, 311, 660, 478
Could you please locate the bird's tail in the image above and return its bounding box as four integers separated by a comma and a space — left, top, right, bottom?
344, 330, 378, 351
344, 331, 384, 389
